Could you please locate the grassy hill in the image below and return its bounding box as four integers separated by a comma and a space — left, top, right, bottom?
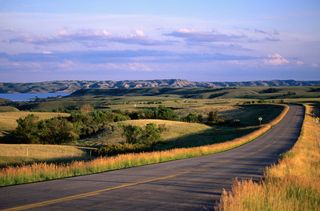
124, 119, 211, 140
71, 86, 320, 99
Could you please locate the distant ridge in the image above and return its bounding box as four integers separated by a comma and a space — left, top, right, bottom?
0, 79, 320, 93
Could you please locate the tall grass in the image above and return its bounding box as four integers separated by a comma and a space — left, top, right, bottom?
219, 105, 320, 211
0, 105, 288, 186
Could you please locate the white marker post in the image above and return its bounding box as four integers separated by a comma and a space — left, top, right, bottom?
258, 117, 263, 125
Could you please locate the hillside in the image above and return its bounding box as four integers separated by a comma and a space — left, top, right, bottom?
1, 79, 320, 93
70, 86, 320, 99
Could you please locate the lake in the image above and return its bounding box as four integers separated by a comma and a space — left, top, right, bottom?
0, 92, 69, 102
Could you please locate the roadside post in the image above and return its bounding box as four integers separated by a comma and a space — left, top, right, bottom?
258, 117, 263, 125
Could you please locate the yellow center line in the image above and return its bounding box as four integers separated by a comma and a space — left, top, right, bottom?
2, 171, 190, 211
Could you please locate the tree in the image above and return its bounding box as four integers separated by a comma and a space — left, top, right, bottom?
197, 114, 203, 123
122, 125, 143, 144
12, 114, 40, 144
39, 118, 78, 144
207, 110, 220, 124
142, 123, 161, 144
122, 123, 162, 145
182, 113, 199, 123
154, 106, 177, 120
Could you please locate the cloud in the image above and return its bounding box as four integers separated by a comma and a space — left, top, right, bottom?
0, 50, 260, 65
264, 53, 289, 65
164, 29, 246, 43
164, 28, 280, 44
9, 29, 173, 46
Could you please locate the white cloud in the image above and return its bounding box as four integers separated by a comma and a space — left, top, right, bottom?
264, 53, 289, 65
133, 29, 145, 37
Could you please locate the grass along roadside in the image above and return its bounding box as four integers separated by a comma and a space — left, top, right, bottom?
0, 105, 288, 186
219, 104, 319, 210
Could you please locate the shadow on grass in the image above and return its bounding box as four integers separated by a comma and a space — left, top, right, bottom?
152, 126, 257, 151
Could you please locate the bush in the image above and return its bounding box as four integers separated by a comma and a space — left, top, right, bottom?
122, 123, 163, 145
182, 113, 201, 123
122, 125, 143, 144
129, 106, 177, 120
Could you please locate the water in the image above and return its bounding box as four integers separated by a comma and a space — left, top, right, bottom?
0, 92, 69, 102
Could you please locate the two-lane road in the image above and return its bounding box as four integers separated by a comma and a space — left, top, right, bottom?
0, 105, 304, 211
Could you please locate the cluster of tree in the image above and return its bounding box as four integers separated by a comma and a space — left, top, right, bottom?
122, 123, 165, 145
11, 114, 78, 144
128, 106, 177, 120
181, 113, 203, 123
8, 109, 130, 144
96, 123, 166, 156
68, 110, 129, 138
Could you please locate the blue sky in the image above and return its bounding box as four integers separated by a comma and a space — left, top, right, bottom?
0, 0, 319, 82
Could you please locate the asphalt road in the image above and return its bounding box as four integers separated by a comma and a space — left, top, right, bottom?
0, 105, 304, 211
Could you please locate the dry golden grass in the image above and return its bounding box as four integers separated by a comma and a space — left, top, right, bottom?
0, 144, 86, 158
0, 111, 69, 132
0, 105, 288, 186
0, 144, 88, 166
220, 105, 320, 211
123, 119, 210, 140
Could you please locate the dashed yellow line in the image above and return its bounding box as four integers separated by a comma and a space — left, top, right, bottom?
2, 171, 189, 211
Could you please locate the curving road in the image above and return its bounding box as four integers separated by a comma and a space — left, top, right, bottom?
0, 105, 304, 211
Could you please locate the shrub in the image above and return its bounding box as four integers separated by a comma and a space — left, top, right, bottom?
143, 123, 161, 144
122, 125, 143, 144
182, 113, 200, 123
129, 106, 177, 120
122, 123, 163, 145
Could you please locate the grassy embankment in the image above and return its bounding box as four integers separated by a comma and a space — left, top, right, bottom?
0, 105, 288, 186
219, 104, 320, 210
